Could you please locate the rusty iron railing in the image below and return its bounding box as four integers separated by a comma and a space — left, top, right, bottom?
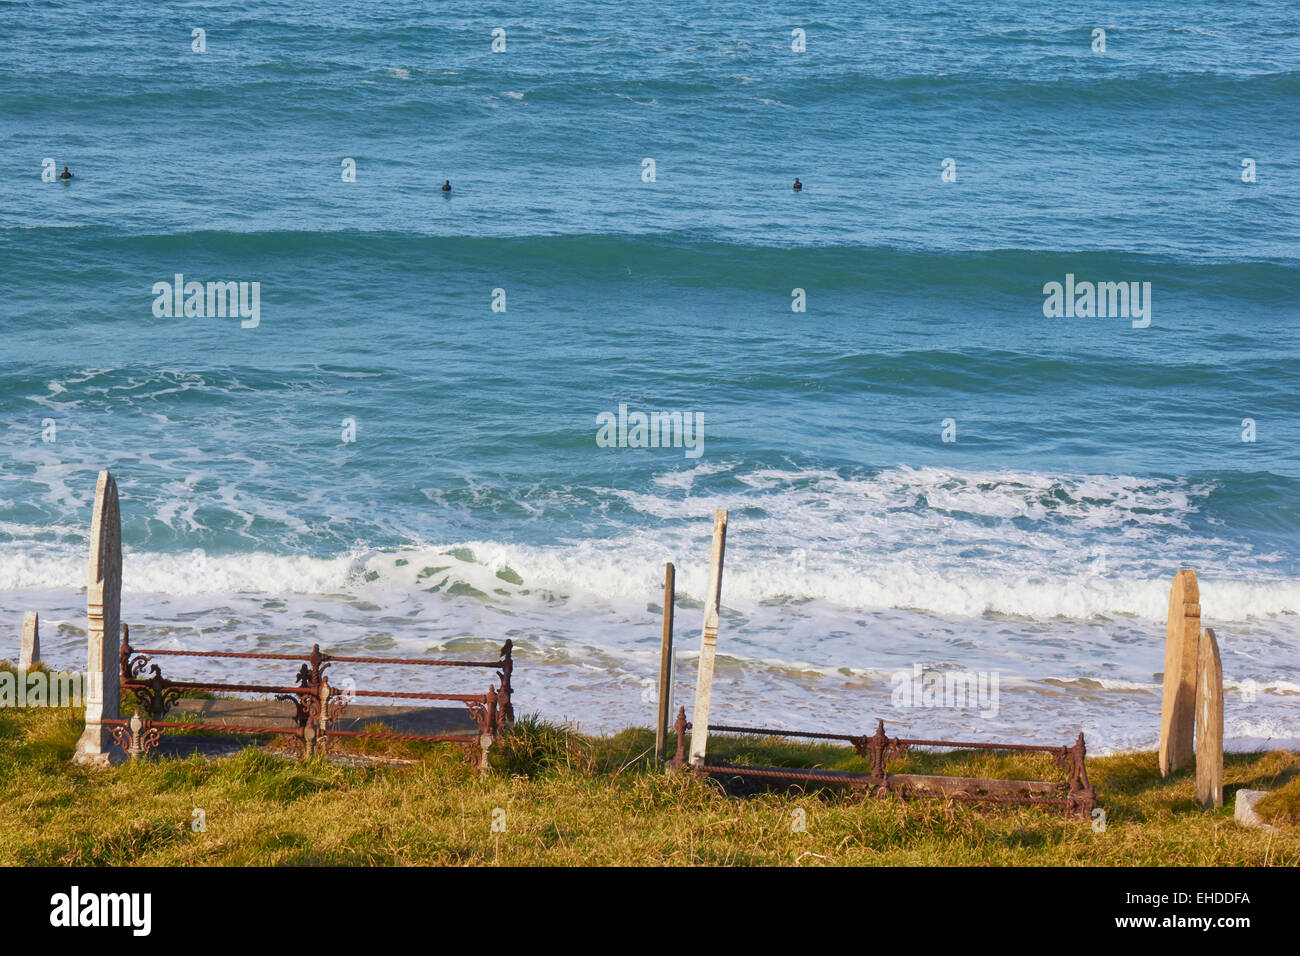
668, 708, 1096, 818
103, 624, 514, 770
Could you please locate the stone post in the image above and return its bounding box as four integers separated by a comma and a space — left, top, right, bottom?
689, 510, 727, 767
73, 471, 122, 767
1159, 569, 1200, 777
19, 612, 39, 670
126, 710, 146, 761
319, 676, 331, 737
1195, 627, 1224, 809
655, 562, 675, 763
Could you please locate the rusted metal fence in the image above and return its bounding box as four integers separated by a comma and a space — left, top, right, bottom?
102, 624, 514, 771
669, 709, 1096, 818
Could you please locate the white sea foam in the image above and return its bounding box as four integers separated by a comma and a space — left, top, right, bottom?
3, 462, 1297, 741
1, 460, 1297, 622
5, 542, 1294, 622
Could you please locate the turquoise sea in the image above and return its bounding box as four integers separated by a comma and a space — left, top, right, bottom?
2, 1, 1298, 748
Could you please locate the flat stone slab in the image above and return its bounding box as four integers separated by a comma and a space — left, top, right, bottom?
167, 698, 479, 735
1234, 789, 1278, 832
107, 735, 421, 766
152, 734, 256, 761
101, 700, 480, 765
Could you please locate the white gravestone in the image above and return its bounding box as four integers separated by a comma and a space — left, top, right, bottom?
19, 611, 39, 670
73, 471, 122, 767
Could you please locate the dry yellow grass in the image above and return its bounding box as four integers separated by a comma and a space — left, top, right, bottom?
1, 702, 1296, 866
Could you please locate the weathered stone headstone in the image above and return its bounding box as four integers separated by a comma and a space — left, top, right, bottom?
689, 510, 727, 766
73, 471, 122, 767
19, 611, 39, 670
1195, 627, 1224, 808
1159, 569, 1200, 777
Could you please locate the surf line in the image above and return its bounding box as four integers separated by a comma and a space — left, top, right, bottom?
152, 274, 261, 328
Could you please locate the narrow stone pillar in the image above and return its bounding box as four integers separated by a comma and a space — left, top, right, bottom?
1159, 569, 1200, 777
73, 471, 122, 767
689, 510, 728, 766
19, 612, 39, 670
1195, 627, 1224, 809
319, 676, 331, 737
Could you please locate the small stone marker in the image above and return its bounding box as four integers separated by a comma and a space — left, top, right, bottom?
1234, 789, 1276, 832
73, 470, 123, 767
1159, 569, 1200, 777
1195, 627, 1223, 808
689, 510, 728, 767
19, 611, 39, 670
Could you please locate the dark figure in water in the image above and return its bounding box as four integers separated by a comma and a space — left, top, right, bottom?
60, 166, 73, 180
442, 179, 451, 192
792, 177, 802, 192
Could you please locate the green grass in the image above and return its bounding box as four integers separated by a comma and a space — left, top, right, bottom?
0, 698, 1297, 866
1256, 776, 1300, 828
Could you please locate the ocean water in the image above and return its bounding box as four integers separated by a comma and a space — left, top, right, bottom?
2, 1, 1298, 751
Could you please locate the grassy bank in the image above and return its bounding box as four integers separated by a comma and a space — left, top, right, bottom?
1, 697, 1297, 866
